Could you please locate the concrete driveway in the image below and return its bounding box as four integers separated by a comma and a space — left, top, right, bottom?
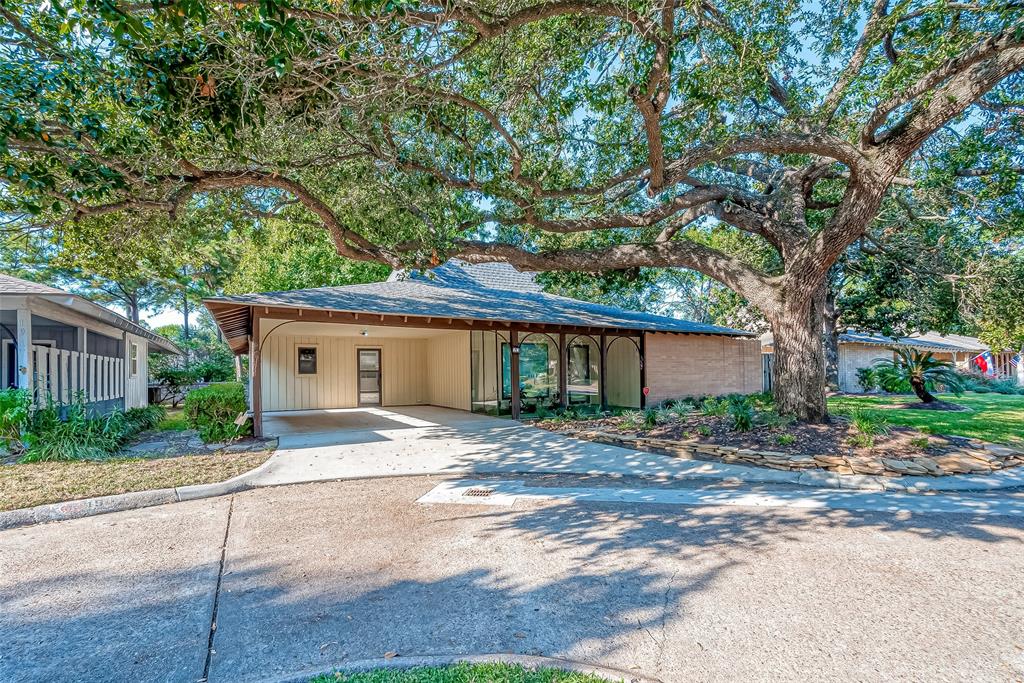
253, 406, 798, 487
3, 476, 1024, 683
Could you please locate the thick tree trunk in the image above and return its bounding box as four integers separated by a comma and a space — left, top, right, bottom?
822, 287, 840, 390
910, 377, 936, 403
770, 298, 828, 422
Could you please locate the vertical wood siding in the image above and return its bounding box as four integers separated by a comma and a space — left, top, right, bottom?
124, 334, 149, 408
427, 331, 471, 410
605, 337, 641, 408
261, 331, 434, 410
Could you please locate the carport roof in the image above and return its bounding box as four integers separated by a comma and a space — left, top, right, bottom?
206, 261, 752, 353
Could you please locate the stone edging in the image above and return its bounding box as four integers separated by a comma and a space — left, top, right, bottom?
577, 430, 1024, 478
260, 652, 660, 683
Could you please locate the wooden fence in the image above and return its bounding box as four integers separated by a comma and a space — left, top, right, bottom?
29, 343, 125, 406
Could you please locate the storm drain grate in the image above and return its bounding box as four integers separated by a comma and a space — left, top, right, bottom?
463, 487, 495, 498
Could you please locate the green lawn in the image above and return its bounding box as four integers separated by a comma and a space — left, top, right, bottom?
156, 407, 189, 432
311, 663, 609, 682
828, 392, 1024, 445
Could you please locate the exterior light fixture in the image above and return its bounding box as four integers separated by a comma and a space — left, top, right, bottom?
361, 329, 369, 337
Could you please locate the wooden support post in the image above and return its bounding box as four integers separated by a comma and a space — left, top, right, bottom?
510, 328, 520, 420
639, 332, 648, 408
599, 331, 608, 412
252, 312, 263, 437
558, 332, 567, 410
15, 309, 31, 392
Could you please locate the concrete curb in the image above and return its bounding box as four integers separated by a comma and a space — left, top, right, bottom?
0, 453, 281, 531
3, 443, 1023, 532
260, 652, 660, 683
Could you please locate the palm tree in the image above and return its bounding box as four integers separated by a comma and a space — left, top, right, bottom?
873, 349, 965, 404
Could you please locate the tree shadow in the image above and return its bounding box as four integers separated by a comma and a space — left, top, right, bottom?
2, 477, 1023, 683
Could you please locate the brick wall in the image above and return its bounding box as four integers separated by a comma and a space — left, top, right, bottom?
644, 333, 763, 404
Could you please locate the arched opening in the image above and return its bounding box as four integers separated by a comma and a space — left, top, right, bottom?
566, 334, 601, 413
516, 332, 560, 416
605, 336, 641, 409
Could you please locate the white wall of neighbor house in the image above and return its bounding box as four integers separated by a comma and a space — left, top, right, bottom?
124, 333, 149, 408
838, 344, 894, 392
644, 333, 762, 405
258, 320, 469, 411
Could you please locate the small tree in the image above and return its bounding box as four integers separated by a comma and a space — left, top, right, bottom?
873, 349, 965, 404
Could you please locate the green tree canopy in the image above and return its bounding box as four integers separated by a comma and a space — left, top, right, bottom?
1, 0, 1021, 419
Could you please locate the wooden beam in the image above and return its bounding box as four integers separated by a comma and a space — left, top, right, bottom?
599, 331, 608, 412
639, 332, 647, 409
251, 312, 263, 438
558, 331, 567, 410
510, 329, 520, 421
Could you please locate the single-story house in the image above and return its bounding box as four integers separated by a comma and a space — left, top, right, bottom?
0, 273, 180, 412
205, 260, 762, 435
761, 329, 1021, 392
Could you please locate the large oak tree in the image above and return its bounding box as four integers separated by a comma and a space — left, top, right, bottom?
1, 0, 1022, 419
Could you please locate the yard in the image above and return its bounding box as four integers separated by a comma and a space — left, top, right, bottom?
0, 404, 274, 512
0, 450, 271, 512
311, 663, 609, 682
828, 392, 1024, 445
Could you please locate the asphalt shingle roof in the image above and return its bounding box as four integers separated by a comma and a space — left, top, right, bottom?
210, 261, 751, 336
0, 273, 67, 295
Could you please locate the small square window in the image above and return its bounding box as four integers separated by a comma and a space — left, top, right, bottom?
297, 347, 318, 375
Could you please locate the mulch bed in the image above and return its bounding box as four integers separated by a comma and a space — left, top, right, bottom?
541, 413, 968, 459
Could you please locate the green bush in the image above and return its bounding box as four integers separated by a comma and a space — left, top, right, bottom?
855, 367, 879, 392
700, 397, 728, 416
958, 372, 1022, 395
183, 382, 251, 443
19, 400, 165, 463
0, 388, 31, 451
729, 401, 755, 432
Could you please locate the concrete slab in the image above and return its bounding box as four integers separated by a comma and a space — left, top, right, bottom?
4, 478, 1024, 682
417, 479, 1024, 516
0, 497, 231, 683
254, 406, 806, 487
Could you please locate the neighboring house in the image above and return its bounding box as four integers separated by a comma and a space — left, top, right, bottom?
761, 329, 1020, 392
0, 273, 180, 413
205, 260, 762, 435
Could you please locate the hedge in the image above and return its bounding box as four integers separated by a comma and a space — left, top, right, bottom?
183, 382, 252, 443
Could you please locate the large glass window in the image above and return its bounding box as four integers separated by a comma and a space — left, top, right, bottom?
517, 334, 560, 416
566, 335, 601, 411
471, 330, 511, 416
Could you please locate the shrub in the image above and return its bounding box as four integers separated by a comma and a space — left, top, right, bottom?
618, 410, 644, 431
850, 409, 890, 437
642, 407, 659, 428
910, 436, 930, 449
19, 400, 164, 463
184, 382, 252, 443
0, 388, 31, 452
696, 424, 712, 437
776, 433, 796, 446
669, 402, 691, 419
958, 372, 1023, 395
729, 401, 755, 432
700, 397, 728, 416
855, 367, 879, 392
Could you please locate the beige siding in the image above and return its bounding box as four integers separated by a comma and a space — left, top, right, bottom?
605, 336, 641, 408
124, 334, 149, 408
427, 331, 471, 410
645, 333, 762, 405
260, 331, 430, 410
839, 344, 893, 392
